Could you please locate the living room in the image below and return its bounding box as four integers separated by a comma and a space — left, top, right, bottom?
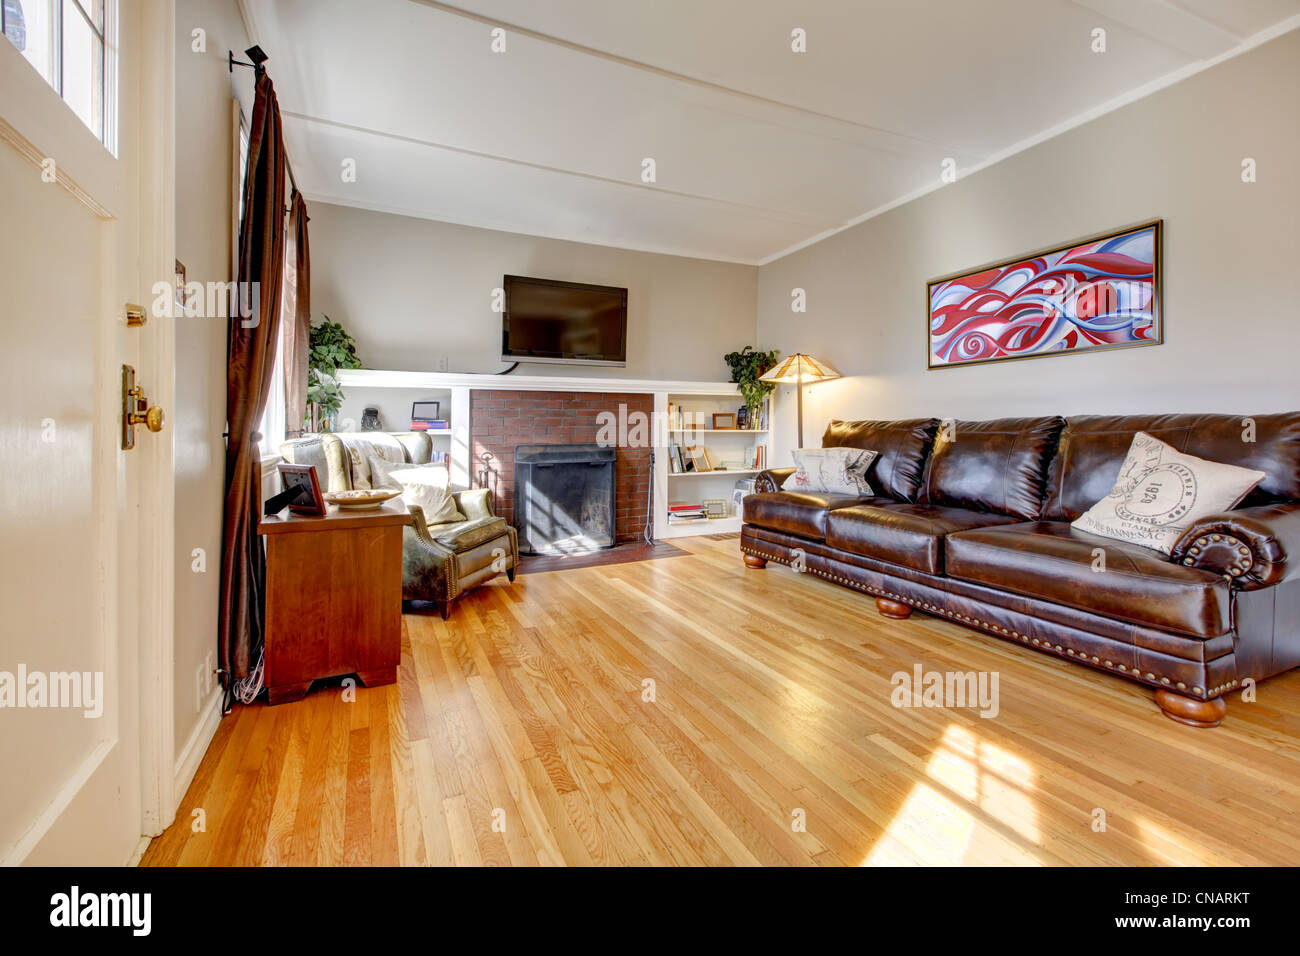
2, 0, 1298, 914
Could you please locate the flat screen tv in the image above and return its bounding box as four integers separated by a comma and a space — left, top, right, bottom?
502, 275, 627, 367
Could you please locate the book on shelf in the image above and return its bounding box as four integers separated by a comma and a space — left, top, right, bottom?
667, 500, 707, 522
410, 419, 448, 431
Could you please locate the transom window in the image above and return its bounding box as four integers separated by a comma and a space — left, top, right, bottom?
3, 0, 116, 150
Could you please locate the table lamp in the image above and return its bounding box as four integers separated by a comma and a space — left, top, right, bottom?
759, 353, 841, 448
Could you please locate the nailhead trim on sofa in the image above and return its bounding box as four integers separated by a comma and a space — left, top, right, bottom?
740, 544, 1241, 701
1181, 532, 1254, 580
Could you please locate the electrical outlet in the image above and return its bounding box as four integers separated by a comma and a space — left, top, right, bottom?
436, 356, 449, 372
196, 665, 204, 713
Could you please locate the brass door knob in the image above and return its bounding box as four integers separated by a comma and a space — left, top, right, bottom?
127, 403, 164, 432
121, 364, 165, 449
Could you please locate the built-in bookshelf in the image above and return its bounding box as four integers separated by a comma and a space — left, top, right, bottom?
656, 390, 774, 539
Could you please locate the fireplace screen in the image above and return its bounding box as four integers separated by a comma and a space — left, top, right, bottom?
513, 443, 617, 554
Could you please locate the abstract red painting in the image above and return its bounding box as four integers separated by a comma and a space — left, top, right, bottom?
928, 221, 1162, 369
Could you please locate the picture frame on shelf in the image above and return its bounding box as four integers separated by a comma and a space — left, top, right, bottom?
703, 499, 727, 518
712, 413, 736, 430
687, 445, 712, 473
731, 488, 747, 515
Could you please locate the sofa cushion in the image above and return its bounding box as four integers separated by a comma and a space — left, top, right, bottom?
432, 515, 510, 552
385, 463, 465, 525
946, 522, 1232, 638
395, 431, 434, 465
826, 503, 1021, 575
743, 491, 883, 541
919, 416, 1065, 521
1044, 413, 1300, 522
821, 418, 939, 502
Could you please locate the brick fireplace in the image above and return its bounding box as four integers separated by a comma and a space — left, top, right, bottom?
470, 390, 653, 542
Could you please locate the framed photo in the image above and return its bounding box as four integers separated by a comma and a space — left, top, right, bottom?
703, 498, 727, 518
712, 413, 736, 430
687, 445, 712, 473
276, 462, 327, 516
927, 219, 1162, 369
411, 400, 441, 421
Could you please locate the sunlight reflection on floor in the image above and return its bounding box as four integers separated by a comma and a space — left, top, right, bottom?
862, 724, 1042, 865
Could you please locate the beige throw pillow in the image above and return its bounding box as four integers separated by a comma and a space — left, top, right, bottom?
1072, 432, 1265, 555
372, 461, 464, 526
782, 448, 878, 496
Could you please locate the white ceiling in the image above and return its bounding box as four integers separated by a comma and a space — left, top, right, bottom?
239, 0, 1300, 264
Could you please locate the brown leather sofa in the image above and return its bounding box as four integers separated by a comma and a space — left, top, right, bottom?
740, 413, 1300, 727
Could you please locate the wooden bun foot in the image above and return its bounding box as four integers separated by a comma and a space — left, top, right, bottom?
876, 597, 912, 620
1155, 689, 1226, 728
743, 554, 768, 569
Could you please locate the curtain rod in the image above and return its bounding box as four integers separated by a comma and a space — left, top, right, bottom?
229, 46, 300, 197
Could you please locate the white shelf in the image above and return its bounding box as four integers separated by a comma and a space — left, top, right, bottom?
667, 469, 759, 478
667, 429, 768, 435
662, 515, 742, 538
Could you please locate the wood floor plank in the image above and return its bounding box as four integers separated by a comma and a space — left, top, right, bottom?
143, 533, 1300, 867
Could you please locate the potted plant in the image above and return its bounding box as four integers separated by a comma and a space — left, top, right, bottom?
306, 317, 362, 432
724, 346, 780, 429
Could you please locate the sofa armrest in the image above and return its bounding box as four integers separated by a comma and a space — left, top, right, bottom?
754, 467, 795, 494
1171, 502, 1300, 589
453, 488, 495, 520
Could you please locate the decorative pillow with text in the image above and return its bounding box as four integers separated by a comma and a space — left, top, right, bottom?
782, 448, 878, 496
1072, 432, 1265, 555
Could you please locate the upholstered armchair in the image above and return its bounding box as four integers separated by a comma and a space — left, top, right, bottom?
402, 488, 518, 619
280, 431, 519, 619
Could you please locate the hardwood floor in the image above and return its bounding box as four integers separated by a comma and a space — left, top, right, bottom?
142, 533, 1300, 866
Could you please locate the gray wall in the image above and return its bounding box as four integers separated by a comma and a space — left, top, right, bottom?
757, 30, 1300, 465
173, 0, 252, 761
308, 202, 758, 382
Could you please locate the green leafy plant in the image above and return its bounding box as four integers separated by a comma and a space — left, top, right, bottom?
306, 317, 362, 430
724, 346, 780, 416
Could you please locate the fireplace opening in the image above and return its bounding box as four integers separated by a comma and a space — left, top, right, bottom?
513, 443, 617, 554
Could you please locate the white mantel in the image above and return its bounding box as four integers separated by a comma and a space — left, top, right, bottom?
337, 368, 740, 396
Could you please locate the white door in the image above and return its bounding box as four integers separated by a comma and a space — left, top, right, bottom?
0, 0, 174, 865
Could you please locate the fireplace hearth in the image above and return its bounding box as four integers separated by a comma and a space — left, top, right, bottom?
513, 443, 617, 554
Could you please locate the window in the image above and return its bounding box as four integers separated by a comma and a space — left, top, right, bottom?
3, 0, 116, 149
258, 329, 287, 458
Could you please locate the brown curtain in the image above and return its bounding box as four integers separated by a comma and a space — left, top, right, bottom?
282, 193, 311, 437
219, 71, 288, 707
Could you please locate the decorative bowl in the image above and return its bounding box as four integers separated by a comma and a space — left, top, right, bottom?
324, 489, 402, 511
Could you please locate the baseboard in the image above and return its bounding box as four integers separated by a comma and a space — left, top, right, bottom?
126, 835, 151, 867
172, 689, 223, 810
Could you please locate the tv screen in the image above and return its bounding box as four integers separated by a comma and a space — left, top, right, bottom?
502, 275, 627, 366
